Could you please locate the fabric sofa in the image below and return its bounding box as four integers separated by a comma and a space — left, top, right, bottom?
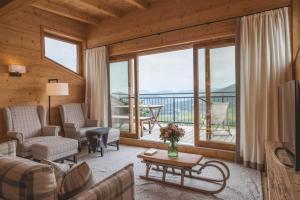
0, 141, 135, 200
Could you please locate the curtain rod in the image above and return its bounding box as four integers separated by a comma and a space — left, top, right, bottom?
90, 5, 290, 48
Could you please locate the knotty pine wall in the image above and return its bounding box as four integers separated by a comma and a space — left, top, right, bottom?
87, 0, 291, 49
0, 2, 87, 142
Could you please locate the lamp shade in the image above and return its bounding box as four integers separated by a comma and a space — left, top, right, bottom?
46, 83, 69, 96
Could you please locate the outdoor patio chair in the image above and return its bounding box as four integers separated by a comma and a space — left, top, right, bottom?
200, 102, 232, 136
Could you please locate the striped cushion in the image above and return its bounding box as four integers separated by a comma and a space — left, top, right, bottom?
41, 159, 73, 191
70, 164, 135, 200
0, 140, 16, 157
0, 156, 57, 200
59, 162, 94, 200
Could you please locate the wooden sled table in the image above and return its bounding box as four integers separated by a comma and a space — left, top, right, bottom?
137, 149, 230, 194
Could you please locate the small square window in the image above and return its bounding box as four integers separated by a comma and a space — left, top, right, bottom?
42, 28, 83, 75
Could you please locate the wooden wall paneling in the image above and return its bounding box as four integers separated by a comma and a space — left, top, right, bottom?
0, 4, 87, 142
109, 19, 236, 56
31, 0, 101, 25
293, 0, 300, 79
87, 0, 291, 48
71, 0, 121, 18
124, 0, 150, 10
0, 0, 32, 18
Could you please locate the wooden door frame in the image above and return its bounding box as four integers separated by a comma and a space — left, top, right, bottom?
109, 38, 237, 151
193, 38, 237, 151
108, 56, 140, 139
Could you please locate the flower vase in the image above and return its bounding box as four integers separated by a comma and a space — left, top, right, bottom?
168, 140, 178, 157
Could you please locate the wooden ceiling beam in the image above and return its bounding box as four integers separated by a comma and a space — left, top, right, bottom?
124, 0, 149, 10
73, 0, 121, 18
31, 1, 101, 25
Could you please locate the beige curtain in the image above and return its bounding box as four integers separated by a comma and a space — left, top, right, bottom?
85, 46, 108, 127
240, 7, 292, 170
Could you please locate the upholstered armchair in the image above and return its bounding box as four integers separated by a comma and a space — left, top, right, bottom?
59, 103, 99, 149
3, 105, 60, 157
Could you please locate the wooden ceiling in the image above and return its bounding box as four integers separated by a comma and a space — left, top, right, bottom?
31, 0, 154, 26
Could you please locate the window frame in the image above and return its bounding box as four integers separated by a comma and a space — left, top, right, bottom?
41, 26, 85, 77
193, 38, 237, 150
108, 38, 238, 151
108, 57, 140, 139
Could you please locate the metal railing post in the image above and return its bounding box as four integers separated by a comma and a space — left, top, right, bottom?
172, 97, 176, 123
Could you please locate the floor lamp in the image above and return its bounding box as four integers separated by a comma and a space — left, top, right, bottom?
46, 79, 69, 124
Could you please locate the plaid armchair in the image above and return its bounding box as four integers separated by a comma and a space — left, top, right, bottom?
59, 103, 99, 149
3, 105, 60, 157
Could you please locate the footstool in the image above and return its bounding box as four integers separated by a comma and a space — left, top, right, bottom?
31, 137, 78, 162
86, 128, 120, 156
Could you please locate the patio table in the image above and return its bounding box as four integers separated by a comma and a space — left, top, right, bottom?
112, 104, 163, 136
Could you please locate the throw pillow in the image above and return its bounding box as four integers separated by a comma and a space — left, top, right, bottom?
59, 162, 95, 200
41, 160, 73, 190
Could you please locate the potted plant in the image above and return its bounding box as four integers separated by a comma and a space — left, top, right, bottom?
160, 123, 185, 157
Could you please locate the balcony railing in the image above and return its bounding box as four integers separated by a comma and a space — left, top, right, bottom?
113, 92, 236, 126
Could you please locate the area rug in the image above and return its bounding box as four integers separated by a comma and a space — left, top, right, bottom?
77, 145, 263, 200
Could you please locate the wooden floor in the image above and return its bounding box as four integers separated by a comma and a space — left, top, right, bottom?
141, 123, 236, 145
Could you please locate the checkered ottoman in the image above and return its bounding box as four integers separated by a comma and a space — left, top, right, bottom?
31, 137, 78, 162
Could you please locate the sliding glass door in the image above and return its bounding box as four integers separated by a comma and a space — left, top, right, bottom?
195, 42, 236, 148
109, 58, 137, 137
108, 40, 237, 150
138, 48, 194, 145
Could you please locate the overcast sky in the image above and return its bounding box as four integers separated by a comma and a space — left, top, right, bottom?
44, 37, 77, 72
110, 46, 236, 94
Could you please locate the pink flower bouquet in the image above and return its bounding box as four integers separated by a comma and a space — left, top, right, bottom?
159, 123, 185, 143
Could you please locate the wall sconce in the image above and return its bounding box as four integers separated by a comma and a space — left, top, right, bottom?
8, 64, 26, 77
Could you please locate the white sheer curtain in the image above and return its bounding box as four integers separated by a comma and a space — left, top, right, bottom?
85, 46, 108, 127
240, 7, 292, 170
